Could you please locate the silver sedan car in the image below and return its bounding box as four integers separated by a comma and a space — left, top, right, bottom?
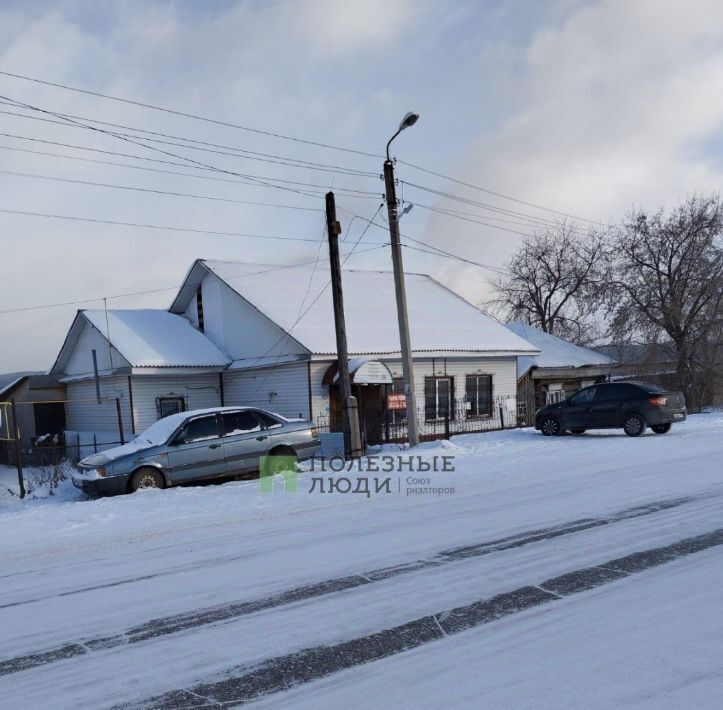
72, 406, 320, 495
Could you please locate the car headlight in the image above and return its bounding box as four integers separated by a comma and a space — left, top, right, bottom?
96, 466, 107, 478
311, 427, 318, 439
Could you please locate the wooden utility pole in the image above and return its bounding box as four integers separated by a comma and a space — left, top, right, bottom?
326, 191, 363, 458
10, 399, 25, 499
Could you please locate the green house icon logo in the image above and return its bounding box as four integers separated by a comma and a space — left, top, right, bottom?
259, 454, 298, 493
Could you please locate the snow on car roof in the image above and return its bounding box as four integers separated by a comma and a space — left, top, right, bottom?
506, 322, 614, 378
82, 309, 231, 368
193, 260, 539, 355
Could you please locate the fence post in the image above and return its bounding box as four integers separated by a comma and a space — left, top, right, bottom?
444, 411, 450, 440
116, 398, 125, 445
499, 404, 505, 430
10, 399, 25, 499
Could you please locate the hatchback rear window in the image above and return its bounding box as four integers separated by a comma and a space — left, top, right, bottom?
634, 382, 667, 394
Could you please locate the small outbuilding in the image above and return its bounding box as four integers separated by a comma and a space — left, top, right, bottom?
506, 322, 614, 424
0, 374, 66, 463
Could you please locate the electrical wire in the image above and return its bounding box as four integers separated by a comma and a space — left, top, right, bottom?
0, 69, 382, 159
398, 159, 610, 227
0, 168, 324, 212
0, 206, 390, 245
0, 102, 379, 176
0, 69, 611, 227
0, 243, 389, 316
0, 133, 383, 197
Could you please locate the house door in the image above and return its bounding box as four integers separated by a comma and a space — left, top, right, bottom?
356, 384, 385, 446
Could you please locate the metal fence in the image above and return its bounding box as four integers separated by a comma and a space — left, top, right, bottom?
315, 396, 520, 446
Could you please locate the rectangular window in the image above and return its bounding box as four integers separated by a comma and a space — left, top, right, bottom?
546, 389, 565, 404
466, 375, 493, 417
158, 396, 185, 419
424, 376, 454, 421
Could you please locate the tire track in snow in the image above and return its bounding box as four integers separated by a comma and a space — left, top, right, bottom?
0, 494, 692, 677
119, 526, 723, 709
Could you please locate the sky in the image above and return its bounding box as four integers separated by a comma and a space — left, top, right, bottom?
1, 0, 723, 372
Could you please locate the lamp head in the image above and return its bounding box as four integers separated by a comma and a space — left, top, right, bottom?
399, 112, 420, 131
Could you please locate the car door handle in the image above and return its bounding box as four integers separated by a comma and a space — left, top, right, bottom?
209, 443, 222, 449
256, 435, 268, 441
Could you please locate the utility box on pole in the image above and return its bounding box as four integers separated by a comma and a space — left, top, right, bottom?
325, 191, 363, 459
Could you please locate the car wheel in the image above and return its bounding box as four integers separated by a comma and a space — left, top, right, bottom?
623, 414, 646, 437
540, 416, 562, 436
651, 423, 671, 434
570, 429, 586, 435
129, 467, 165, 493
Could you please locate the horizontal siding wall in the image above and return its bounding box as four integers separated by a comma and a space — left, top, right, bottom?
309, 355, 518, 425
382, 356, 518, 406
223, 362, 310, 420
130, 374, 223, 432
65, 377, 132, 437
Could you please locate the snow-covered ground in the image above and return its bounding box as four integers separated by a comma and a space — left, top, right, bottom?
1, 414, 722, 709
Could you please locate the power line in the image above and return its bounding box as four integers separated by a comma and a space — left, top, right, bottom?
337, 206, 512, 276
398, 159, 610, 227
0, 168, 324, 212
0, 69, 611, 227
402, 181, 577, 228
0, 132, 383, 197
0, 143, 382, 199
0, 94, 336, 202
0, 103, 378, 179
247, 203, 385, 387
401, 243, 509, 276
0, 243, 389, 316
0, 206, 390, 245
0, 69, 382, 159
0, 102, 378, 176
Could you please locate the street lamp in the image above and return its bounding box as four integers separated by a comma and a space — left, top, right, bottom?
383, 112, 420, 448
386, 112, 420, 160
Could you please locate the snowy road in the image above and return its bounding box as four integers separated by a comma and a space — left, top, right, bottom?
1, 414, 722, 709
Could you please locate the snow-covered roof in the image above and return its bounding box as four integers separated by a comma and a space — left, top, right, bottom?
173, 260, 539, 356
82, 310, 230, 368
506, 322, 613, 379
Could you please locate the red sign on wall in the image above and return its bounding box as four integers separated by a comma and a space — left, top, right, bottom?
387, 393, 406, 411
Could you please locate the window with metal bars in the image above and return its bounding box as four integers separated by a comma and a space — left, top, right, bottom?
424, 376, 454, 421
157, 396, 185, 419
465, 375, 492, 417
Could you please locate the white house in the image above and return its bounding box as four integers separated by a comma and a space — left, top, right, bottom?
50, 309, 231, 441
50, 259, 538, 445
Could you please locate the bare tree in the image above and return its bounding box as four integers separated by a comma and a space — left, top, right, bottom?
607, 195, 723, 411
490, 222, 608, 344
